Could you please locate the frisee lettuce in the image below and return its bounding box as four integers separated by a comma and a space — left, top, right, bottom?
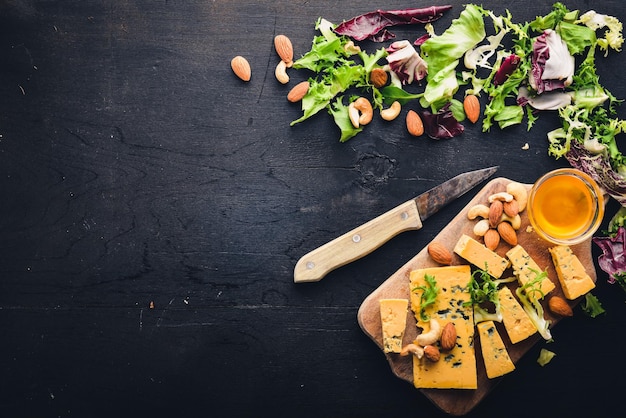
515, 269, 552, 340
465, 264, 517, 324
413, 273, 439, 321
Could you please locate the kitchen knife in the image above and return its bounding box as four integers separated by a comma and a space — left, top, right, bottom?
293, 166, 499, 283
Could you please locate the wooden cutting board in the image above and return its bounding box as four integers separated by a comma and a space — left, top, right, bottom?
357, 177, 596, 416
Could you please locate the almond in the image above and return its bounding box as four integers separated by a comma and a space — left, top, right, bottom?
423, 345, 440, 362
231, 55, 251, 81
463, 94, 480, 123
484, 228, 500, 250
497, 221, 518, 246
439, 322, 457, 351
369, 68, 388, 88
274, 34, 294, 65
503, 199, 519, 217
406, 110, 424, 137
548, 296, 574, 317
428, 242, 452, 265
488, 200, 503, 228
287, 81, 310, 103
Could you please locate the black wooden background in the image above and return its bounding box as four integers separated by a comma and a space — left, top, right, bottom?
1, 0, 625, 417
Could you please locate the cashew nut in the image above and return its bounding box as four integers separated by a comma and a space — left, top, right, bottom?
473, 219, 491, 237
380, 101, 401, 121
467, 204, 490, 220
400, 343, 424, 359
275, 60, 289, 84
348, 102, 360, 128
353, 97, 373, 126
344, 40, 361, 54
500, 213, 522, 230
506, 182, 528, 212
488, 192, 514, 203
415, 318, 442, 346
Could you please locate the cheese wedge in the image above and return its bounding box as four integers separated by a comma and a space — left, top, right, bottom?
409, 265, 477, 389
506, 245, 555, 298
549, 245, 595, 300
453, 234, 510, 278
379, 299, 408, 353
477, 321, 515, 379
498, 286, 537, 344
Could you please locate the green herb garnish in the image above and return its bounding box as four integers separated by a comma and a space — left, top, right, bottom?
413, 274, 439, 321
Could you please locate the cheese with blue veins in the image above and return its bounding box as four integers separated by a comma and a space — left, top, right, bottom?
477, 320, 515, 379
409, 265, 477, 389
549, 245, 595, 300
380, 299, 408, 353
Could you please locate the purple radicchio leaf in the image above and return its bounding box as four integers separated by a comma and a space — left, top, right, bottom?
593, 226, 626, 284
565, 140, 626, 205
386, 40, 428, 85
494, 54, 521, 86
420, 104, 464, 139
530, 30, 574, 94
333, 6, 452, 42
413, 33, 430, 46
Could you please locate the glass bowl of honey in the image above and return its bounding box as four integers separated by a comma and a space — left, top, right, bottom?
527, 168, 605, 245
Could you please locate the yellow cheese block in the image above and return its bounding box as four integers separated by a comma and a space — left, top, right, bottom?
506, 245, 555, 298
379, 299, 408, 353
549, 245, 595, 300
498, 286, 537, 344
409, 265, 477, 389
453, 234, 510, 278
477, 321, 515, 379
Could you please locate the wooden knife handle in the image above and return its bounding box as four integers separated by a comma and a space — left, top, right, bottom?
293, 200, 423, 283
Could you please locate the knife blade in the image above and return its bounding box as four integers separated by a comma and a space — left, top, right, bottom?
293, 166, 498, 283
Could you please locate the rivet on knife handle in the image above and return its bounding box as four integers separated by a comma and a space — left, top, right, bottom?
293, 200, 422, 283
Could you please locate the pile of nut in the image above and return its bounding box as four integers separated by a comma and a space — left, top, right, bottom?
467, 182, 528, 250
400, 319, 457, 363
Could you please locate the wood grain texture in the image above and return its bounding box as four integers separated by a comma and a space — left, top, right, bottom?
357, 178, 595, 415
0, 1, 625, 417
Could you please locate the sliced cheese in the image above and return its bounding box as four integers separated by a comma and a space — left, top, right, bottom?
453, 234, 510, 278
506, 245, 555, 298
549, 245, 595, 300
379, 299, 408, 353
498, 286, 537, 344
477, 320, 515, 379
409, 265, 477, 389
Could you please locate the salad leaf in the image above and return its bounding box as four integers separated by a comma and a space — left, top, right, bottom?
466, 265, 517, 324
421, 103, 465, 139
385, 40, 428, 85
578, 10, 625, 55
537, 348, 556, 366
493, 54, 521, 86
528, 1, 576, 32
557, 20, 597, 55
581, 293, 606, 317
333, 6, 453, 42
529, 29, 574, 94
328, 96, 362, 142
413, 274, 439, 321
380, 85, 422, 105
593, 226, 626, 293
515, 269, 552, 340
420, 4, 486, 110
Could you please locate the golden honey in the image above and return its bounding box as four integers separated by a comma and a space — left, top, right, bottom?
528, 169, 604, 245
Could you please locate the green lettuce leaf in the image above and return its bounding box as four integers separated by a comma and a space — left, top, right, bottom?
419, 4, 486, 110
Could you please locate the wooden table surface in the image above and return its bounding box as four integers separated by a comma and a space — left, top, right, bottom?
1, 1, 625, 417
